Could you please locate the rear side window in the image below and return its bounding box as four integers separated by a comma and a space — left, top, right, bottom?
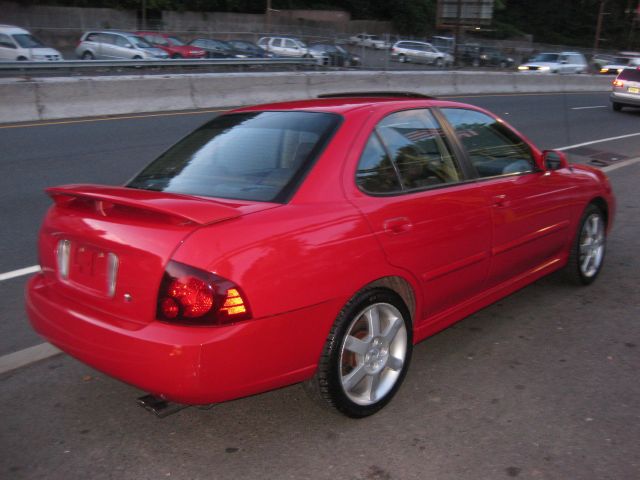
128, 112, 340, 203
441, 108, 534, 178
618, 68, 640, 81
356, 109, 462, 194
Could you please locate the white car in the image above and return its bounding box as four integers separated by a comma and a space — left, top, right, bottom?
390, 41, 453, 66
0, 25, 62, 61
518, 52, 588, 74
599, 56, 640, 75
257, 37, 311, 58
349, 33, 389, 50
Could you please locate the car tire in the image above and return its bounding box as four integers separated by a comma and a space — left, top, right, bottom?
398, 54, 407, 63
81, 51, 94, 60
612, 102, 623, 112
499, 60, 506, 69
171, 53, 183, 59
303, 288, 413, 418
564, 203, 607, 285
472, 58, 480, 67
435, 58, 444, 68
133, 55, 142, 60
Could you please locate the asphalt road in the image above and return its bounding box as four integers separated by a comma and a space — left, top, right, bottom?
1, 93, 639, 480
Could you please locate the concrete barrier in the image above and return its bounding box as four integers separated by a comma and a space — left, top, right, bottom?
0, 71, 613, 124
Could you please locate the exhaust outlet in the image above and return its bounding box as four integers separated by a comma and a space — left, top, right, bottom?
137, 394, 188, 418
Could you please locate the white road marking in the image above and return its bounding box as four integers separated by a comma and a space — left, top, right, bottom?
0, 265, 40, 282
556, 132, 640, 151
0, 343, 61, 375
602, 157, 640, 172
571, 105, 607, 110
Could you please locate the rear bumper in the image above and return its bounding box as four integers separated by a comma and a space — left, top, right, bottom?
610, 91, 640, 107
26, 273, 339, 404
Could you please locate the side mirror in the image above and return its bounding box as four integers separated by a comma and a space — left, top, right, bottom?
542, 150, 569, 171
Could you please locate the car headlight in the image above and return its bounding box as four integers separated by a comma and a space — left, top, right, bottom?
517, 65, 528, 70
539, 66, 551, 71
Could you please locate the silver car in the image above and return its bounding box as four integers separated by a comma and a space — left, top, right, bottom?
76, 31, 168, 60
390, 41, 453, 67
611, 67, 640, 111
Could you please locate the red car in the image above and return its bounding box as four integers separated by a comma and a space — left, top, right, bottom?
26, 94, 615, 418
136, 31, 206, 59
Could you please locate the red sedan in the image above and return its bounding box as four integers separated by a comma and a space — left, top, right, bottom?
26, 94, 615, 418
136, 32, 206, 59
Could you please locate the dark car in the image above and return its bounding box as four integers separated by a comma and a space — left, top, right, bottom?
188, 38, 242, 58
226, 39, 272, 58
460, 44, 514, 68
309, 43, 360, 67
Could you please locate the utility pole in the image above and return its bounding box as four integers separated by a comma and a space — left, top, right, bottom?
454, 0, 463, 66
266, 0, 272, 34
594, 0, 607, 53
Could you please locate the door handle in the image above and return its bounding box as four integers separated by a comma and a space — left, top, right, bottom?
383, 217, 413, 235
492, 194, 511, 207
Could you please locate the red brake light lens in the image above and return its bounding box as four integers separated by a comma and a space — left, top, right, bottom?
157, 261, 251, 325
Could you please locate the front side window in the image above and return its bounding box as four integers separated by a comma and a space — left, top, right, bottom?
128, 112, 340, 203
12, 34, 44, 48
356, 109, 462, 194
441, 108, 534, 178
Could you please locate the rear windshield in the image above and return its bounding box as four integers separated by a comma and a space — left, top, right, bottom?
128, 112, 340, 203
618, 68, 640, 81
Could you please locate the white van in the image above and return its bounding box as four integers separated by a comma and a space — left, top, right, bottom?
518, 52, 588, 74
0, 25, 62, 61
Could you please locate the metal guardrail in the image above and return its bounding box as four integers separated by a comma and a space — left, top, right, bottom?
0, 57, 322, 76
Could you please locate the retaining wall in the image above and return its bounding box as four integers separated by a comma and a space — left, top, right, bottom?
0, 71, 613, 124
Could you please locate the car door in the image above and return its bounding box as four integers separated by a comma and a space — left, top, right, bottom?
98, 33, 119, 59
0, 33, 18, 60
348, 108, 493, 322
113, 34, 134, 59
440, 107, 576, 289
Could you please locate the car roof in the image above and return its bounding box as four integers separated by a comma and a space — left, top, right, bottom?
0, 25, 30, 34
230, 95, 475, 115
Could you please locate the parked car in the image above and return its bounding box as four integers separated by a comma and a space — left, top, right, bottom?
27, 93, 615, 418
188, 38, 243, 58
349, 33, 389, 50
308, 43, 359, 66
598, 56, 640, 74
611, 67, 640, 111
226, 39, 272, 58
0, 24, 62, 61
459, 44, 514, 68
76, 31, 168, 60
518, 52, 588, 73
390, 41, 453, 67
257, 36, 312, 58
137, 31, 206, 59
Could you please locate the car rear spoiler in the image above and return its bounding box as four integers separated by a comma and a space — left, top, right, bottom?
46, 184, 242, 226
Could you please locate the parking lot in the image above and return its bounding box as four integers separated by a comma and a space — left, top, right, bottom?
1, 92, 639, 479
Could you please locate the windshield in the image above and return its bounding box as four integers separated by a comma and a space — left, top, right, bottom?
128, 112, 340, 203
168, 36, 185, 46
12, 34, 44, 48
129, 36, 153, 48
531, 53, 559, 62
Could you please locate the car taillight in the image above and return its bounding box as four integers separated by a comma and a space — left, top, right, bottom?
157, 260, 251, 326
613, 79, 624, 87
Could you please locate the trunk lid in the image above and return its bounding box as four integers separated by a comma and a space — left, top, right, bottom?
39, 184, 278, 326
